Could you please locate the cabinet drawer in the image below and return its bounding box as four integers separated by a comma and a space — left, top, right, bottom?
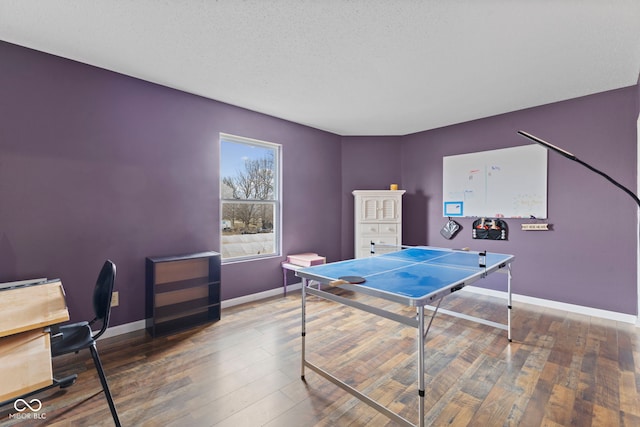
360, 236, 398, 248
378, 223, 399, 235
360, 223, 380, 235
360, 223, 399, 236
371, 246, 398, 255
357, 244, 398, 257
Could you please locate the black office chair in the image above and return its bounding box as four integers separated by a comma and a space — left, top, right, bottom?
51, 259, 121, 426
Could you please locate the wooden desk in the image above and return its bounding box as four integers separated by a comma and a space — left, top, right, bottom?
281, 262, 305, 296
0, 279, 69, 402
281, 253, 326, 296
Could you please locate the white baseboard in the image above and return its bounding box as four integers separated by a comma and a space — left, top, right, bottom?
98, 319, 147, 340
461, 286, 638, 324
98, 284, 299, 340
98, 282, 637, 340
220, 283, 301, 308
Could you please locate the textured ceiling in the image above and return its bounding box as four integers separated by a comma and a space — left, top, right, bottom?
1, 1, 639, 136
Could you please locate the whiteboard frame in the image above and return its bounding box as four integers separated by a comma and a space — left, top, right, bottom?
442, 144, 548, 219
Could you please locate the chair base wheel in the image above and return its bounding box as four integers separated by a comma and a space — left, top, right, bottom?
57, 375, 78, 389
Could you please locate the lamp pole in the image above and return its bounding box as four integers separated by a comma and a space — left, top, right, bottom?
518, 131, 640, 208
518, 130, 640, 324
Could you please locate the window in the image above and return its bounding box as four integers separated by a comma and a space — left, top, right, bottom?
220, 133, 281, 261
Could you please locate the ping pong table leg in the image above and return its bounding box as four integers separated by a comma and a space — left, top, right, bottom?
507, 264, 512, 342
417, 305, 425, 427
301, 278, 307, 380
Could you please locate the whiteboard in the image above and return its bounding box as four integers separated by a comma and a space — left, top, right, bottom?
443, 144, 547, 218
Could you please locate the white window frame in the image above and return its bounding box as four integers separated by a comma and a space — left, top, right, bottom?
219, 133, 282, 263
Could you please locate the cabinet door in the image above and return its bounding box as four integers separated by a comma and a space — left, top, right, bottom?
361, 198, 380, 221
379, 198, 399, 221
360, 197, 400, 221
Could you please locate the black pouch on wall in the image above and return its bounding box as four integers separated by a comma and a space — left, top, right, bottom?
472, 218, 508, 240
440, 219, 460, 240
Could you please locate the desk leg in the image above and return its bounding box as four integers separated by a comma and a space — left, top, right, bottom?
417, 305, 425, 427
301, 278, 307, 379
282, 265, 288, 296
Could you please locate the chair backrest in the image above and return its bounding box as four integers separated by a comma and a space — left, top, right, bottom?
92, 259, 116, 340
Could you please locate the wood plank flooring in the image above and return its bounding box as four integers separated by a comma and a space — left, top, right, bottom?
1, 289, 639, 426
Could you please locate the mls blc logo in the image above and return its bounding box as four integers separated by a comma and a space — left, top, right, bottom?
9, 398, 46, 420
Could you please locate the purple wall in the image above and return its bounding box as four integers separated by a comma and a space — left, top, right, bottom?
340, 136, 402, 258
0, 41, 342, 326
400, 87, 639, 314
1, 40, 638, 327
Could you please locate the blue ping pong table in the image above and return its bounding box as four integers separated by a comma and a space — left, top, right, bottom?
296, 246, 514, 427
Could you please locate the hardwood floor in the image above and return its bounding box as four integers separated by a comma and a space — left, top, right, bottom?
2, 289, 639, 426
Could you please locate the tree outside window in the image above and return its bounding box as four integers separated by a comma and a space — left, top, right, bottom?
220, 134, 280, 261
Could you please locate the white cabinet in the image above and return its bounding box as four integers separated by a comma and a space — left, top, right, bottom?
353, 190, 405, 258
